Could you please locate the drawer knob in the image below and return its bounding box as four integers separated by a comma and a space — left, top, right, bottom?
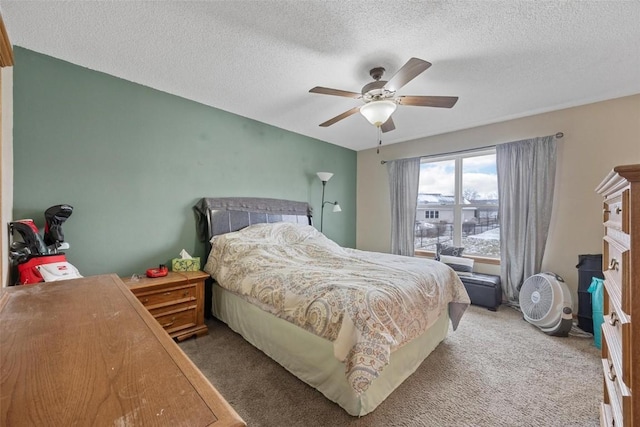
183, 291, 189, 297
163, 291, 172, 296
609, 312, 619, 326
604, 206, 623, 215
608, 258, 619, 271
162, 316, 177, 328
142, 298, 149, 303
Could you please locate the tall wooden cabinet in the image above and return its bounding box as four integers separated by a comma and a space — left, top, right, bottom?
596, 164, 640, 426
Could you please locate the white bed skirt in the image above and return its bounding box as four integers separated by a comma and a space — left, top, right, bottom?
211, 283, 450, 416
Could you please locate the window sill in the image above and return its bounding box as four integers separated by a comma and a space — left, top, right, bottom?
414, 250, 501, 266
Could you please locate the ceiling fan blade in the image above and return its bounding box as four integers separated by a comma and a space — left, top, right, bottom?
319, 106, 361, 127
398, 95, 459, 108
309, 86, 361, 99
381, 117, 395, 133
385, 58, 432, 92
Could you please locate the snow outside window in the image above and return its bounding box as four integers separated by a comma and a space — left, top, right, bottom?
415, 150, 500, 259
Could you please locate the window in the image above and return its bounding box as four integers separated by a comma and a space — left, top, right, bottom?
425, 210, 439, 219
415, 150, 500, 259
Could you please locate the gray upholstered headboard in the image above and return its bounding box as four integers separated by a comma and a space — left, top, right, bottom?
193, 197, 313, 244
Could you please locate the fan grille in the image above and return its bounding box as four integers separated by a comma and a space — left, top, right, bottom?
520, 275, 554, 321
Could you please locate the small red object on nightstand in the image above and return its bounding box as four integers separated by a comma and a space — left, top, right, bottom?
146, 264, 168, 278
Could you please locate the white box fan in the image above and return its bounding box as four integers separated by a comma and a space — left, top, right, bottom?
519, 272, 573, 337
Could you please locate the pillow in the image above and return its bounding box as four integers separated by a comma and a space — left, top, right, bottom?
439, 255, 474, 276
435, 243, 464, 261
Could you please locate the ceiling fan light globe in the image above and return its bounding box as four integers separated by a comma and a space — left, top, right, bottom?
360, 100, 397, 127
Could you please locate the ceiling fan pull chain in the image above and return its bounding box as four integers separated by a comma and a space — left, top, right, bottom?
377, 126, 382, 154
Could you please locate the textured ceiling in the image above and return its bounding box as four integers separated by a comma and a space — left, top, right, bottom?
2, 1, 639, 151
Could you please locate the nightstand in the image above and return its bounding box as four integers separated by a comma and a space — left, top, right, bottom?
123, 270, 209, 341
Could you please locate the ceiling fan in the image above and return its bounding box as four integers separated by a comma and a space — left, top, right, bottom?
309, 57, 458, 133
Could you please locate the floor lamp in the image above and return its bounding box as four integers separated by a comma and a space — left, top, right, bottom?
317, 172, 341, 232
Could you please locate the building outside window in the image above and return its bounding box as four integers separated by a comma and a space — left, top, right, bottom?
415, 150, 500, 259
425, 210, 439, 219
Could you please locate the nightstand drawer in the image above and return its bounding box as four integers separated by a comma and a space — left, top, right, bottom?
147, 299, 196, 317
123, 271, 210, 341
135, 285, 196, 308
155, 306, 197, 334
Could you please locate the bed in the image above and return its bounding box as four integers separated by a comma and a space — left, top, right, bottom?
193, 197, 470, 416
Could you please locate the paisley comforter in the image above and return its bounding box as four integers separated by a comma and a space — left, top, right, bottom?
204, 222, 470, 395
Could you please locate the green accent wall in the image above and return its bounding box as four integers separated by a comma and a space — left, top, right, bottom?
12, 47, 356, 277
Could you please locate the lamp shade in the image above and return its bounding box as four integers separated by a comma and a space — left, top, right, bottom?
332, 203, 342, 213
360, 100, 397, 127
317, 172, 334, 182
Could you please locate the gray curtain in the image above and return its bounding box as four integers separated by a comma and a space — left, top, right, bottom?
497, 136, 557, 303
387, 158, 421, 256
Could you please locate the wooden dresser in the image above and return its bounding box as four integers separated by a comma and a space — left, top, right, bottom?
596, 164, 640, 426
123, 271, 209, 341
0, 274, 245, 427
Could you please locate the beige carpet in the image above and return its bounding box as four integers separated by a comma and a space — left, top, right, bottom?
179, 305, 602, 427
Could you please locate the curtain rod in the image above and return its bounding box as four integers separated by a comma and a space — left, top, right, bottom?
380, 132, 564, 165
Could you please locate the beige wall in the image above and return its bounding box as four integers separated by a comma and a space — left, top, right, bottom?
1, 66, 13, 287
357, 94, 640, 304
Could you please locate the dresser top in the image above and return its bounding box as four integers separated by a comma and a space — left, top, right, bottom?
614, 164, 640, 181
0, 274, 244, 427
596, 164, 640, 195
